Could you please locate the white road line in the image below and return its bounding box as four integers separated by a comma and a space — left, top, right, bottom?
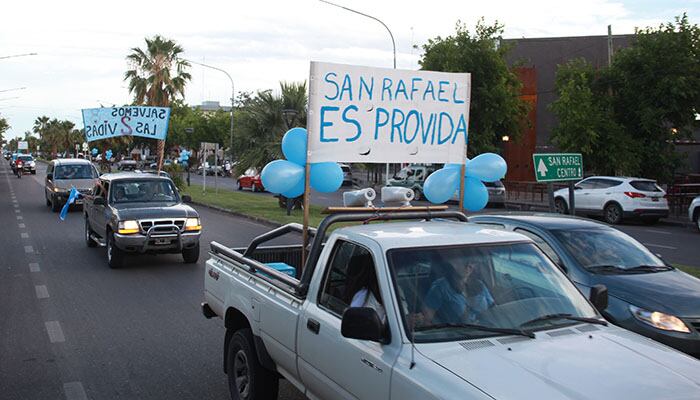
20, 232, 29, 239
16, 216, 22, 220
645, 229, 671, 235
18, 223, 25, 228
29, 263, 40, 272
45, 321, 65, 343
35, 285, 49, 299
643, 243, 677, 250
24, 245, 34, 253
63, 382, 88, 400
13, 203, 18, 208
14, 209, 20, 213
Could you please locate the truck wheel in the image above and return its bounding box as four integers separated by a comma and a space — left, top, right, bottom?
182, 243, 200, 264
107, 232, 124, 269
227, 329, 278, 400
85, 218, 97, 248
51, 197, 61, 213
604, 203, 623, 225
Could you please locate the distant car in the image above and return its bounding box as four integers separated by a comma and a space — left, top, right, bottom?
340, 163, 353, 186
451, 179, 506, 207
470, 213, 700, 358
117, 160, 138, 171
554, 176, 669, 225
690, 196, 700, 232
13, 154, 36, 175
3, 151, 11, 160
237, 168, 264, 192
149, 159, 173, 169
45, 158, 100, 212
387, 164, 439, 200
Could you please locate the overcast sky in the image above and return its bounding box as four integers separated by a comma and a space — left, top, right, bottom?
1, 0, 697, 139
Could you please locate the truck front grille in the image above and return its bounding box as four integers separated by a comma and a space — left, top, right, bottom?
139, 219, 186, 233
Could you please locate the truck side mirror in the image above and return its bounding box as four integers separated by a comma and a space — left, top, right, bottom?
46, 173, 53, 181
341, 307, 387, 343
589, 284, 608, 312
182, 195, 192, 203
94, 197, 106, 206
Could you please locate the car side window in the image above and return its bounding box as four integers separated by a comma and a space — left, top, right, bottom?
514, 228, 562, 267
47, 163, 54, 176
318, 240, 380, 318
576, 179, 595, 189
599, 179, 622, 189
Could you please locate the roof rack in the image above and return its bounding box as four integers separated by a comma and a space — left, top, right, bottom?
321, 205, 449, 214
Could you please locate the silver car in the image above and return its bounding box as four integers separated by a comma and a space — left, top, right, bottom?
45, 158, 100, 212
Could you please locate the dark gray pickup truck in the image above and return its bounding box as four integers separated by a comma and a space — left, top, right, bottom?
83, 172, 201, 268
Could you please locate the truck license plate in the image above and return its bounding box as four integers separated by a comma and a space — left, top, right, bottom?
155, 238, 171, 245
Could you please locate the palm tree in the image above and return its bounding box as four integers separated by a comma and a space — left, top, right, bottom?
234, 81, 307, 174
124, 35, 191, 170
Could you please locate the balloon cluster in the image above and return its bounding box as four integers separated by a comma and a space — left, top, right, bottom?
179, 149, 191, 167
91, 148, 99, 157
423, 153, 507, 211
105, 150, 113, 160
261, 128, 344, 198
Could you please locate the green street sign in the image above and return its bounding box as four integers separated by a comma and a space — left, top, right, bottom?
532, 153, 583, 182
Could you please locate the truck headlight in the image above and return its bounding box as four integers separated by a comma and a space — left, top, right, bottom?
117, 220, 140, 234
629, 305, 690, 333
184, 217, 201, 231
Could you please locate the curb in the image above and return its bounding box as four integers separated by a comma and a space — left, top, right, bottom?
189, 200, 283, 229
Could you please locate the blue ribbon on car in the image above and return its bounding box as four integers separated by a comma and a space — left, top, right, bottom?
59, 187, 80, 221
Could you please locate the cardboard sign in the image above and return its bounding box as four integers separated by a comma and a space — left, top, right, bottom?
81, 106, 171, 142
308, 62, 471, 164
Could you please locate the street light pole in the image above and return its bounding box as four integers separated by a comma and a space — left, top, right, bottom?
319, 0, 396, 184
182, 58, 235, 166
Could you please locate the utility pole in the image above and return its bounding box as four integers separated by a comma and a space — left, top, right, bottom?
607, 25, 613, 66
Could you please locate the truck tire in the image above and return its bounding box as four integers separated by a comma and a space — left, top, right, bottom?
227, 328, 278, 400
182, 243, 200, 264
107, 231, 124, 269
85, 217, 97, 248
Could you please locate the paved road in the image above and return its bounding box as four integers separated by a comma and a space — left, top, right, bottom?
0, 162, 306, 400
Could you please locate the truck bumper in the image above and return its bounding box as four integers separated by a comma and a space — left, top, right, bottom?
114, 231, 200, 253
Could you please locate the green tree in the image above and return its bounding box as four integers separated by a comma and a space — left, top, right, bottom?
124, 35, 191, 169
550, 59, 638, 175
233, 81, 307, 174
419, 19, 529, 155
0, 116, 9, 147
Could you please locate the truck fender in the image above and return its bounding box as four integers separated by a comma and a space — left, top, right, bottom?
223, 307, 276, 373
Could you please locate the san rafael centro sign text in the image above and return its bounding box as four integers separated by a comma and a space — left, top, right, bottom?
532, 153, 583, 182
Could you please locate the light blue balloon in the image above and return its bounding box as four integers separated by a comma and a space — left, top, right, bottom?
260, 160, 304, 194
466, 153, 507, 182
444, 163, 463, 170
310, 162, 343, 193
462, 177, 489, 212
91, 148, 98, 156
281, 127, 307, 166
282, 173, 306, 198
423, 167, 460, 204
105, 150, 113, 160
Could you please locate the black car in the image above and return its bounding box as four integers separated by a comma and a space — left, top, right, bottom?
469, 213, 700, 357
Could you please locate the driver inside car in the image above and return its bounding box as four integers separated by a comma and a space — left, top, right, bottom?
421, 252, 495, 326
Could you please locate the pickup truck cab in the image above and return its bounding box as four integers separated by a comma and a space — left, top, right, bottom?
83, 172, 201, 268
203, 209, 700, 400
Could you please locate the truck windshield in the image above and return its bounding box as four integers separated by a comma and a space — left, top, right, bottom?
110, 179, 179, 204
55, 164, 97, 179
387, 242, 597, 343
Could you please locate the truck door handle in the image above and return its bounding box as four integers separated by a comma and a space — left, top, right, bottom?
307, 318, 320, 334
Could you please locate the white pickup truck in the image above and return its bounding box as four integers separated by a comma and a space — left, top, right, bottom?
202, 208, 700, 400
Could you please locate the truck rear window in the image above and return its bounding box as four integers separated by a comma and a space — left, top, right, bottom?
629, 180, 662, 192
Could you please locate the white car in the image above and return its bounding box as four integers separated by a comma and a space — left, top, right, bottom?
690, 196, 700, 231
554, 176, 668, 225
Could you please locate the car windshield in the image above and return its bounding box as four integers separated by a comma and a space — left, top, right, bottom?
110, 179, 179, 204
552, 228, 666, 271
388, 242, 597, 343
55, 164, 97, 179
18, 155, 33, 162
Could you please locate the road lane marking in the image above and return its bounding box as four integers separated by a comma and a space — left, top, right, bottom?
13, 203, 18, 207
45, 321, 65, 343
63, 382, 88, 400
35, 285, 49, 299
645, 229, 671, 235
18, 223, 25, 228
643, 243, 677, 250
14, 209, 20, 213
21, 232, 29, 239
24, 245, 34, 253
16, 216, 22, 220
29, 263, 40, 272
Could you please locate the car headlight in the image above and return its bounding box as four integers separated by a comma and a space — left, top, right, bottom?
184, 217, 201, 231
117, 220, 140, 234
629, 305, 690, 333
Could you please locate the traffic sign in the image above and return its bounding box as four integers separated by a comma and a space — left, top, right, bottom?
532, 153, 582, 182
18, 141, 28, 150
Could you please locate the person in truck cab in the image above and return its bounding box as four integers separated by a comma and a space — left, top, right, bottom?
344, 253, 386, 322
422, 251, 495, 325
